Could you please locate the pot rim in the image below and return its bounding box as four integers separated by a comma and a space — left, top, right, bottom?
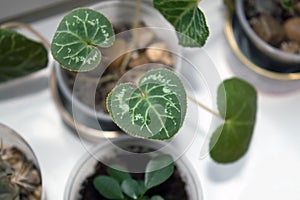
236, 0, 300, 64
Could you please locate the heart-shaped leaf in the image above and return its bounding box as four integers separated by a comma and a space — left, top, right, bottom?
51, 8, 114, 71
0, 28, 48, 83
209, 78, 257, 163
144, 154, 174, 189
154, 0, 209, 47
93, 175, 124, 199
107, 68, 187, 140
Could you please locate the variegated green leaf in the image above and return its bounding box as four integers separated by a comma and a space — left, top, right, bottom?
107, 68, 187, 140
51, 8, 114, 71
0, 29, 48, 83
154, 0, 209, 47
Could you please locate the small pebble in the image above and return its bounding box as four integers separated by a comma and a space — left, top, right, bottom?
250, 14, 285, 45
284, 17, 300, 43
161, 54, 174, 66
27, 168, 41, 185
103, 38, 128, 70
146, 42, 168, 62
135, 26, 155, 48
280, 41, 300, 54
129, 53, 149, 68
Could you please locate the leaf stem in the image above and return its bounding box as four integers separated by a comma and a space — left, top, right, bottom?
0, 21, 50, 49
187, 94, 222, 119
119, 0, 142, 74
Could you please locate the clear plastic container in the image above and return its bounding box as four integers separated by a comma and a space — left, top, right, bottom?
64, 136, 203, 200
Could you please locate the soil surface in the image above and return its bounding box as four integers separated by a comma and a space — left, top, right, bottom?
0, 146, 42, 200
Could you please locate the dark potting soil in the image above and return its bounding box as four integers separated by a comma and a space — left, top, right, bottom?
79, 163, 188, 200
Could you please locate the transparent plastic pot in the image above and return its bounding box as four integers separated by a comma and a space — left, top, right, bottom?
64, 136, 203, 200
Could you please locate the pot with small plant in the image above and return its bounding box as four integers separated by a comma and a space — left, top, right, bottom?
0, 123, 44, 200
64, 136, 202, 200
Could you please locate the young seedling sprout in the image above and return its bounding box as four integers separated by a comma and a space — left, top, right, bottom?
93, 154, 174, 200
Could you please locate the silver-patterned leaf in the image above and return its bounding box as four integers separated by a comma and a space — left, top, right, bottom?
51, 8, 114, 71
154, 0, 209, 47
107, 68, 187, 140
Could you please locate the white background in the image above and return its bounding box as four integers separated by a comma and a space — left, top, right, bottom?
0, 0, 67, 19
1, 0, 300, 199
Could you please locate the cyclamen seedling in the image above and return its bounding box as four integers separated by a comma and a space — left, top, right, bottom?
50, 3, 257, 163
93, 154, 174, 200
0, 0, 257, 164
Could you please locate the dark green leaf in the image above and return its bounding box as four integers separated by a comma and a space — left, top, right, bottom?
93, 175, 124, 199
121, 179, 142, 199
144, 154, 174, 189
281, 0, 293, 9
0, 28, 48, 83
151, 196, 164, 200
51, 8, 114, 71
107, 165, 131, 183
210, 78, 257, 163
107, 68, 187, 140
154, 0, 209, 47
